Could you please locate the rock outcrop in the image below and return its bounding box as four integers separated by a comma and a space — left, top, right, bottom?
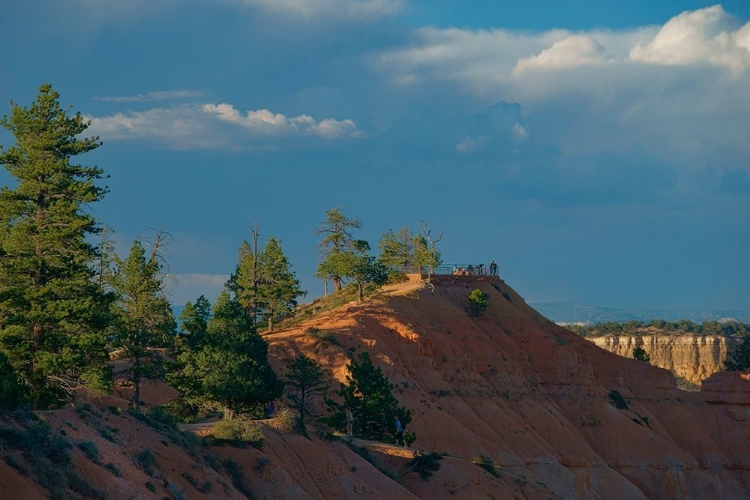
588, 334, 737, 388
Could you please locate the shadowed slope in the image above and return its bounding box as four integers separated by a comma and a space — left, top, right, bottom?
267, 275, 750, 499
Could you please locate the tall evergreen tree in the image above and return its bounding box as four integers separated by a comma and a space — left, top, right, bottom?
179, 295, 211, 348
378, 226, 413, 272
348, 240, 389, 301
257, 237, 306, 332
316, 208, 362, 292
110, 239, 176, 411
178, 291, 282, 420
0, 84, 112, 407
326, 352, 412, 441
285, 355, 327, 431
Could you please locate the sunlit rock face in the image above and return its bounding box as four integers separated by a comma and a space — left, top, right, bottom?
588, 334, 738, 389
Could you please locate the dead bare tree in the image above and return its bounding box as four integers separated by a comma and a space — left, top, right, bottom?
419, 221, 443, 281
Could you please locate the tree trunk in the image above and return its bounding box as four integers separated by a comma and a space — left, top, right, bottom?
268, 315, 274, 333
133, 355, 142, 412
333, 276, 342, 292
358, 281, 364, 301
223, 407, 235, 421
299, 391, 306, 429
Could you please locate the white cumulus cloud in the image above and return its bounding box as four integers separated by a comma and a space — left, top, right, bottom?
630, 5, 750, 72
202, 103, 362, 138
373, 6, 750, 166
87, 101, 363, 149
514, 35, 613, 74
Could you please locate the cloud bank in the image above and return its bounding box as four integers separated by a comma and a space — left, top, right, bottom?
87, 101, 363, 149
375, 5, 750, 166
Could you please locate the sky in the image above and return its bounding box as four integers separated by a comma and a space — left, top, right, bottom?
1, 1, 749, 311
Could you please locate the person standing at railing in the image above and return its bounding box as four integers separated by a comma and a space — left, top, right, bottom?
490, 260, 498, 276
478, 263, 484, 275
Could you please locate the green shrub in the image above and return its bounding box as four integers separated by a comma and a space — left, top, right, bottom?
145, 481, 156, 492
222, 459, 253, 497
305, 327, 339, 346
269, 408, 298, 434
406, 451, 443, 480
213, 420, 264, 448
608, 390, 629, 410
3, 453, 28, 475
468, 289, 488, 316
632, 347, 650, 363
78, 441, 100, 463
135, 449, 156, 476
472, 454, 499, 477
105, 462, 121, 477
386, 270, 408, 284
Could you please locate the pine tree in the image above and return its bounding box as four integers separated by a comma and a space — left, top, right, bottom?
178, 291, 282, 420
179, 295, 211, 348
257, 237, 306, 332
0, 351, 25, 411
378, 226, 413, 272
110, 239, 176, 411
285, 355, 327, 431
316, 208, 362, 292
326, 351, 411, 441
349, 241, 388, 301
0, 84, 112, 407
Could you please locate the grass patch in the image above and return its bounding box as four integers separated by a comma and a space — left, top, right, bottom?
135, 449, 156, 476
184, 473, 213, 493
105, 462, 121, 477
305, 327, 339, 346
0, 416, 107, 500
214, 419, 264, 448
78, 441, 100, 463
472, 454, 499, 477
4, 453, 28, 475
268, 408, 298, 434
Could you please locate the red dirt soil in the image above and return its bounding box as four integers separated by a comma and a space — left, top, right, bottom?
3, 275, 750, 499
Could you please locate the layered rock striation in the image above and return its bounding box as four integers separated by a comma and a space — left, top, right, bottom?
588, 334, 738, 389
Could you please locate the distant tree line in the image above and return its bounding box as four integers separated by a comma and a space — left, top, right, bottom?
569, 319, 748, 338
0, 85, 425, 442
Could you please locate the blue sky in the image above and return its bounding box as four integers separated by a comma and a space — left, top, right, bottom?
1, 1, 749, 310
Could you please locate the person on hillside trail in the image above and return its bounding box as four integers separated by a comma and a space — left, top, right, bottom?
394, 416, 406, 447
346, 407, 354, 441
264, 401, 275, 419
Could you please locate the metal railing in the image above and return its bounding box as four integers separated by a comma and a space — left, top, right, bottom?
400, 264, 500, 277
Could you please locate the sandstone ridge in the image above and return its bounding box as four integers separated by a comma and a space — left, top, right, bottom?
266, 275, 750, 499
